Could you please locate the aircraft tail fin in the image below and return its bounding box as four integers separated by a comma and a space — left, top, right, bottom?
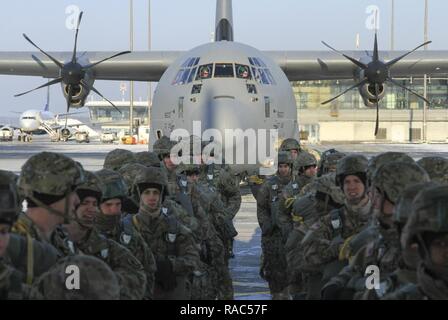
215, 0, 233, 41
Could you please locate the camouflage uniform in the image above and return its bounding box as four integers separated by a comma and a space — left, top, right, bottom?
391, 184, 448, 299
29, 255, 121, 300
103, 149, 136, 171
285, 173, 346, 299
323, 161, 430, 300
300, 155, 370, 299
11, 153, 85, 285
257, 152, 292, 299
416, 156, 448, 184
278, 151, 317, 241
132, 167, 200, 300
94, 169, 156, 299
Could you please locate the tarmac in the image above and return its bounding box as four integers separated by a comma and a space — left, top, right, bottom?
1, 135, 447, 300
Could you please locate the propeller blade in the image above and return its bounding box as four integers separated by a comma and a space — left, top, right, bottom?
321, 79, 368, 105
14, 77, 62, 97
72, 11, 84, 64
80, 80, 122, 114
65, 84, 73, 114
386, 77, 430, 104
22, 34, 64, 69
374, 83, 380, 136
386, 41, 432, 67
373, 33, 379, 62
322, 41, 367, 69
84, 51, 131, 70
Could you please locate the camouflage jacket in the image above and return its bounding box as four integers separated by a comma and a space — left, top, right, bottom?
300, 200, 371, 273
133, 208, 200, 277
95, 214, 157, 300
278, 175, 314, 240
256, 173, 292, 237
75, 228, 147, 300
199, 163, 242, 218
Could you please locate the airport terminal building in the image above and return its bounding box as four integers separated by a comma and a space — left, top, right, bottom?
294, 78, 448, 143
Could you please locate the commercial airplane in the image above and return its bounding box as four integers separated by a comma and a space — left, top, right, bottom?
1, 0, 448, 171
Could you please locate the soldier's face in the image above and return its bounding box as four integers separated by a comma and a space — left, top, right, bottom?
278, 164, 291, 177
163, 155, 177, 172
303, 165, 317, 177
141, 188, 161, 210
0, 224, 11, 257
343, 175, 366, 204
290, 150, 299, 160
371, 187, 395, 226
100, 199, 122, 216
51, 191, 80, 224
76, 196, 98, 228
429, 233, 448, 268
187, 173, 199, 183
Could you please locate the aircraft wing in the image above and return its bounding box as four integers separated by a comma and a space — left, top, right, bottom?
265, 50, 448, 81
0, 51, 183, 81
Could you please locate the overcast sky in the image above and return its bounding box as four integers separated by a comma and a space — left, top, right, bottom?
0, 0, 446, 114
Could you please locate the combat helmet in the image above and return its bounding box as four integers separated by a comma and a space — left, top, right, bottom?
134, 151, 161, 168
76, 171, 104, 204
153, 136, 177, 160
103, 149, 136, 171
318, 150, 346, 177
401, 184, 448, 268
18, 152, 85, 208
0, 170, 21, 225
29, 255, 120, 300
279, 138, 300, 152
294, 151, 317, 172
277, 151, 294, 166
416, 156, 448, 184
371, 162, 430, 205
133, 166, 169, 202
335, 154, 368, 187
366, 152, 415, 187
95, 169, 128, 201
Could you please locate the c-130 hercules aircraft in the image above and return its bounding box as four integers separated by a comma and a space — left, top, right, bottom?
0, 0, 447, 172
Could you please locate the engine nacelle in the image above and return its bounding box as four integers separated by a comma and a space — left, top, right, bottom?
358, 82, 386, 107
61, 128, 71, 140
61, 75, 94, 108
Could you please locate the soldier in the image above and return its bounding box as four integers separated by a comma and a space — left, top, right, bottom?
103, 148, 136, 171
300, 155, 370, 299
322, 161, 430, 300
257, 151, 293, 299
131, 166, 200, 300
61, 170, 147, 300
278, 151, 318, 241
176, 161, 233, 299
279, 138, 301, 160
29, 255, 121, 300
416, 156, 448, 184
154, 136, 180, 196
135, 151, 161, 168
285, 174, 345, 300
381, 182, 438, 299
396, 184, 448, 299
200, 140, 241, 260
12, 152, 84, 263
317, 149, 346, 177
366, 152, 415, 187
93, 169, 156, 299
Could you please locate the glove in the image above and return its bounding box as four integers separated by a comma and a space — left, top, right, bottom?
155, 257, 177, 291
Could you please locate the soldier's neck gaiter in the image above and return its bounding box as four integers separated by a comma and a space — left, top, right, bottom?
94, 213, 121, 234
139, 200, 160, 218
418, 262, 448, 299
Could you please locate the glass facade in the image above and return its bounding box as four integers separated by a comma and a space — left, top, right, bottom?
291, 78, 448, 110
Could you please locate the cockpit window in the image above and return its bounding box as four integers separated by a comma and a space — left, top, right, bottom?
173, 57, 200, 85
236, 64, 251, 79
196, 64, 213, 80
214, 63, 234, 78
248, 57, 276, 85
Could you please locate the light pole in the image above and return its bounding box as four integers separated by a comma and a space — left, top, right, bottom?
423, 0, 429, 142
129, 0, 134, 136
147, 0, 152, 127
